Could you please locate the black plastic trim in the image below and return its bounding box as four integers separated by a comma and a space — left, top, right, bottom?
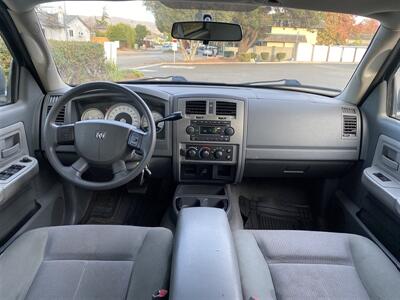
0, 2, 45, 94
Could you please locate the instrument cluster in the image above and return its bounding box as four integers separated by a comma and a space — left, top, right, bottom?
80, 103, 164, 132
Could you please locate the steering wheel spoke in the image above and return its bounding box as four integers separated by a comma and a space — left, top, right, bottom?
56, 124, 75, 145
112, 160, 128, 179
128, 127, 150, 156
64, 157, 89, 179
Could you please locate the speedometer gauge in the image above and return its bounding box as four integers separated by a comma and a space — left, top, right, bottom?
141, 111, 164, 132
81, 108, 104, 120
105, 103, 141, 127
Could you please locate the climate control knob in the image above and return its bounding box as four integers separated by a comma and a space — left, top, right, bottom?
186, 126, 195, 135
186, 148, 197, 159
214, 150, 223, 159
199, 147, 211, 159
224, 126, 235, 136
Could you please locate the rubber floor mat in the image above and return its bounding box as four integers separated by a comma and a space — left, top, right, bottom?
239, 196, 313, 230
80, 190, 131, 224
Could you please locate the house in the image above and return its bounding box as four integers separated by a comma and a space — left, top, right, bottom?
270, 27, 318, 44
37, 9, 91, 41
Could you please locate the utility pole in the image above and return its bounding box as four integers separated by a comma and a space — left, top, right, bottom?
63, 1, 68, 41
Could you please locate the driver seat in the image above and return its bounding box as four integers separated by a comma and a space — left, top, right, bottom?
0, 225, 172, 300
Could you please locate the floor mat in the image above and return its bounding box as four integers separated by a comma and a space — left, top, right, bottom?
239, 195, 314, 230
81, 179, 174, 227
80, 190, 132, 224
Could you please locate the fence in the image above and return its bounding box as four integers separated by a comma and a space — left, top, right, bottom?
295, 43, 367, 63
223, 43, 367, 63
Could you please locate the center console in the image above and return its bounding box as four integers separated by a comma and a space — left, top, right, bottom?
174, 96, 246, 183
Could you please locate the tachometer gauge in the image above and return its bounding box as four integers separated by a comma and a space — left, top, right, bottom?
81, 108, 104, 121
105, 103, 141, 127
141, 111, 164, 132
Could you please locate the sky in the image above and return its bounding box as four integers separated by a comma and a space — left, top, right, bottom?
40, 1, 155, 23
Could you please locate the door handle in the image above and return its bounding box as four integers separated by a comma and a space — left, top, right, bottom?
1, 142, 20, 159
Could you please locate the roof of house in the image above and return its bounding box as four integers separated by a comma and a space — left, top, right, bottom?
37, 11, 90, 30
261, 33, 307, 43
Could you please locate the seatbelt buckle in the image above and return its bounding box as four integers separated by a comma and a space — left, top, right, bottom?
152, 289, 168, 299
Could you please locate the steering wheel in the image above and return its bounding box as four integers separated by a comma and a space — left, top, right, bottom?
43, 82, 156, 190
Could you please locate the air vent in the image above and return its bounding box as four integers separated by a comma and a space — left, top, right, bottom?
185, 100, 206, 115
46, 95, 65, 125
216, 101, 237, 116
343, 115, 357, 138
342, 107, 356, 114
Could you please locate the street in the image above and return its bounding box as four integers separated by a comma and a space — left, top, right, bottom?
117, 50, 357, 90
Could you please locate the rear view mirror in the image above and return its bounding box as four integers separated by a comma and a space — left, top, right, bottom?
171, 21, 242, 42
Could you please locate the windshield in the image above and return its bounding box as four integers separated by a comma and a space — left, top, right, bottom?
37, 1, 379, 92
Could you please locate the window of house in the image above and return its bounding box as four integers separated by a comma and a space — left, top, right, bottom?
0, 36, 14, 106
69, 29, 74, 37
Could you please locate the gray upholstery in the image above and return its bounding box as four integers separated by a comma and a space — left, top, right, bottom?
0, 225, 173, 300
234, 230, 400, 300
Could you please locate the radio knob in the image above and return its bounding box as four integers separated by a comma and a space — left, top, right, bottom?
214, 150, 223, 159
199, 147, 211, 159
224, 127, 235, 136
186, 148, 197, 159
186, 126, 195, 135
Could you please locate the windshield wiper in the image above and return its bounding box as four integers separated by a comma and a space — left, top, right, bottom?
242, 79, 341, 94
121, 75, 188, 83
242, 79, 302, 86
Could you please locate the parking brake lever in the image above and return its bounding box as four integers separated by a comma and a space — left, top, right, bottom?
155, 111, 183, 126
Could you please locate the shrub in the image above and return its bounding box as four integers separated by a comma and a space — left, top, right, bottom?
250, 53, 257, 60
106, 23, 136, 49
238, 53, 252, 62
224, 51, 234, 58
276, 52, 287, 61
0, 39, 12, 77
49, 40, 143, 85
261, 52, 270, 61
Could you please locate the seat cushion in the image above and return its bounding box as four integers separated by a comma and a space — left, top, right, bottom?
0, 225, 173, 300
234, 230, 400, 300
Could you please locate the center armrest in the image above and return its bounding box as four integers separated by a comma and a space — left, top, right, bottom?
170, 207, 243, 300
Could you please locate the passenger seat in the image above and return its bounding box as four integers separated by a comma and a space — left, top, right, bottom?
234, 230, 400, 300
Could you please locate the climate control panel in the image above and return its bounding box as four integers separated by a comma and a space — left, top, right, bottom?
181, 144, 234, 161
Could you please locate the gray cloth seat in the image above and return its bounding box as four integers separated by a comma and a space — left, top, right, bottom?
234, 230, 400, 300
0, 225, 173, 300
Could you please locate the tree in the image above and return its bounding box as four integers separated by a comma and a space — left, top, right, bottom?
144, 1, 272, 57
317, 13, 355, 45
96, 6, 110, 27
135, 24, 150, 47
106, 23, 136, 48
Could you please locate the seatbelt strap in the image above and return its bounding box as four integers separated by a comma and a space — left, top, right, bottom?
152, 289, 168, 299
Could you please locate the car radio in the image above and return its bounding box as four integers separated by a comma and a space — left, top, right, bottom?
185, 120, 235, 142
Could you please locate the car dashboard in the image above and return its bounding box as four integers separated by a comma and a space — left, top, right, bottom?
41, 84, 361, 183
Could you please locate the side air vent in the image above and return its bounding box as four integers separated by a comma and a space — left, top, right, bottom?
46, 95, 66, 125
342, 114, 357, 138
216, 101, 237, 116
185, 100, 206, 115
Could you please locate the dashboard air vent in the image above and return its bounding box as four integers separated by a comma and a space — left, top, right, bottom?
342, 115, 357, 138
46, 95, 66, 125
216, 101, 237, 116
185, 100, 206, 115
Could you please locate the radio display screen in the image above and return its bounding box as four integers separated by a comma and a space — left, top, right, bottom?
200, 126, 220, 135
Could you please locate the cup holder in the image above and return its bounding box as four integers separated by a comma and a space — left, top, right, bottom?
175, 197, 229, 211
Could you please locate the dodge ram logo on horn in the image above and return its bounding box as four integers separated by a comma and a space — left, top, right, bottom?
95, 131, 106, 139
